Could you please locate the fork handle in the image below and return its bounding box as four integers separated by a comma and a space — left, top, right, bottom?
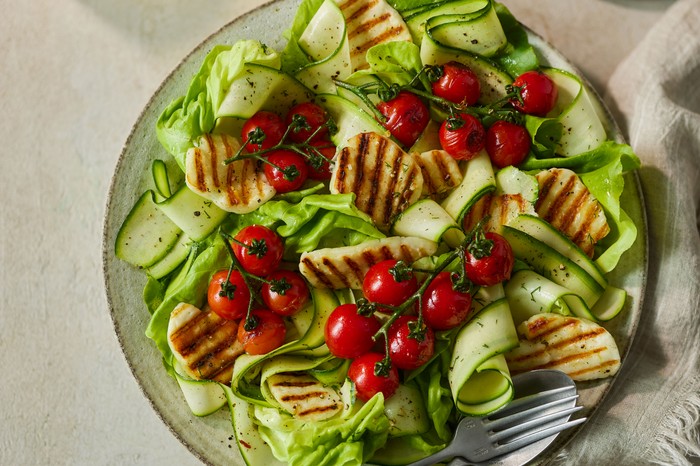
407, 445, 465, 466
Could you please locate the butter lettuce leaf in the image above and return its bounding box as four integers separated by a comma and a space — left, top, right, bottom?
230, 193, 386, 259
253, 393, 390, 466
156, 40, 280, 169
493, 3, 539, 77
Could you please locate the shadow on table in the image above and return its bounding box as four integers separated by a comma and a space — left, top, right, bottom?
77, 0, 250, 52
602, 0, 675, 10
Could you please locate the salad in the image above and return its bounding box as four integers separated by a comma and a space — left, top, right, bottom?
113, 0, 641, 464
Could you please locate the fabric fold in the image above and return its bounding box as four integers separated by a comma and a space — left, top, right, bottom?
552, 0, 700, 464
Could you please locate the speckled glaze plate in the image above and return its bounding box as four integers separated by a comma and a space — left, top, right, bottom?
102, 1, 648, 464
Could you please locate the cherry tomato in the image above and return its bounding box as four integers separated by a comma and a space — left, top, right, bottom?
388, 316, 435, 370
285, 102, 329, 143
421, 272, 472, 330
432, 61, 481, 106
363, 260, 418, 313
485, 120, 532, 168
348, 352, 399, 402
377, 91, 430, 148
207, 270, 251, 320
510, 71, 558, 117
305, 140, 335, 181
439, 113, 486, 161
237, 310, 286, 355
261, 270, 310, 317
464, 232, 514, 286
241, 111, 286, 152
232, 225, 284, 277
325, 304, 382, 359
264, 149, 309, 193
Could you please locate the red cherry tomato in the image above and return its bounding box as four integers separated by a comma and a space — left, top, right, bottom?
510, 71, 558, 117
261, 270, 310, 317
485, 120, 532, 168
439, 113, 486, 161
388, 315, 435, 370
305, 140, 335, 181
237, 310, 286, 355
207, 270, 251, 320
241, 111, 286, 152
325, 304, 382, 359
348, 352, 399, 402
432, 61, 481, 106
232, 225, 284, 277
421, 272, 473, 330
377, 91, 430, 148
363, 260, 418, 313
285, 102, 329, 144
464, 232, 514, 286
264, 149, 309, 193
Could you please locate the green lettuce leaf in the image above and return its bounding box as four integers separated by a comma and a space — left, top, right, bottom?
524, 115, 563, 159
156, 40, 280, 169
230, 193, 386, 259
364, 41, 424, 86
253, 393, 390, 466
581, 156, 639, 272
493, 3, 539, 77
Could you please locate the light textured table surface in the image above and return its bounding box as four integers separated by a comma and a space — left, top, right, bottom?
0, 0, 672, 464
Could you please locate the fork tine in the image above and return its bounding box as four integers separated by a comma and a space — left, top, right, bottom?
489, 405, 583, 442
488, 386, 574, 419
485, 395, 579, 430
493, 416, 588, 456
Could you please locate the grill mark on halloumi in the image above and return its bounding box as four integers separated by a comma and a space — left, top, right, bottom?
462, 193, 535, 234
267, 373, 342, 422
330, 132, 423, 231
168, 303, 244, 384
342, 0, 380, 25
351, 27, 407, 58
299, 236, 437, 289
185, 133, 276, 213
505, 314, 621, 381
348, 13, 391, 40
414, 150, 463, 200
335, 0, 412, 71
535, 168, 610, 257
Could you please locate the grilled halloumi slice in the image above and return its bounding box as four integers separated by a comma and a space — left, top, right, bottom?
336, 0, 413, 72
414, 150, 463, 200
330, 132, 423, 231
185, 133, 276, 214
505, 313, 621, 381
300, 236, 437, 289
535, 168, 609, 257
462, 193, 536, 234
167, 302, 244, 384
267, 373, 342, 422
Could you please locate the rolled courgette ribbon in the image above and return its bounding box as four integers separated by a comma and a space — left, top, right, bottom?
405, 0, 507, 58
448, 286, 519, 416
231, 287, 339, 407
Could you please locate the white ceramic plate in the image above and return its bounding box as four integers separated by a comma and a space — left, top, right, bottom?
102, 1, 648, 464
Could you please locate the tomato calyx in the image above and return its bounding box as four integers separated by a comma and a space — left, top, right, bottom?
388, 260, 413, 283
466, 222, 495, 260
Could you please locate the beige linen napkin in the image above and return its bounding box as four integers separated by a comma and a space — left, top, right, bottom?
552, 0, 700, 464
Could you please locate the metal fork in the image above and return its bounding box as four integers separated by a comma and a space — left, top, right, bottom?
408, 370, 587, 466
